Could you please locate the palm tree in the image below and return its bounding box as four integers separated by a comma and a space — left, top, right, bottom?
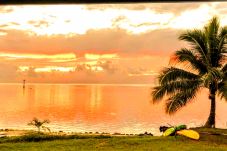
28, 117, 50, 132
151, 16, 227, 128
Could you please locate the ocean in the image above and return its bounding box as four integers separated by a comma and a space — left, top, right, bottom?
0, 83, 226, 135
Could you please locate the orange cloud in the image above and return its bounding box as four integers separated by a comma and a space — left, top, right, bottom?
84, 53, 118, 60
0, 28, 186, 56
34, 66, 75, 73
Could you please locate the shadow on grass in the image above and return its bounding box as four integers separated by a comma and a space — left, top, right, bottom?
0, 132, 112, 143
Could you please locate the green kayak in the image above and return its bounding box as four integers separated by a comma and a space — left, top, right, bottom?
163, 127, 175, 136
175, 124, 187, 131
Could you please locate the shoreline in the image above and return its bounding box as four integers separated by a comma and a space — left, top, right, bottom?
1, 127, 227, 138
0, 128, 154, 137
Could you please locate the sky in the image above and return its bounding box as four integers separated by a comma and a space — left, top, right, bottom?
0, 2, 227, 84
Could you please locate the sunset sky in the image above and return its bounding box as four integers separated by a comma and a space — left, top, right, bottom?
0, 2, 227, 84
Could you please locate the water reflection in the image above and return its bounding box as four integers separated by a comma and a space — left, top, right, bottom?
89, 85, 102, 112
0, 84, 226, 135
49, 85, 56, 105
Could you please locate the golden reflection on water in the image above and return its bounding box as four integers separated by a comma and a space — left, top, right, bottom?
89, 85, 102, 113
0, 84, 227, 134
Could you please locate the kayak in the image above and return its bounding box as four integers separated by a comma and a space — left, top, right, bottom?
177, 129, 200, 140
163, 127, 176, 136
175, 124, 187, 131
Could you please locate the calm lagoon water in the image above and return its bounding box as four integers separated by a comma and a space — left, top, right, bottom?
0, 83, 227, 135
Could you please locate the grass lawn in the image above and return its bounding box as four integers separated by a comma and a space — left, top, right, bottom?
0, 128, 226, 151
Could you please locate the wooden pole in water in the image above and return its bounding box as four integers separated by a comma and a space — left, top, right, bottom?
23, 79, 26, 89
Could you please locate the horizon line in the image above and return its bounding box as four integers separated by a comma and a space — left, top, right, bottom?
0, 82, 155, 86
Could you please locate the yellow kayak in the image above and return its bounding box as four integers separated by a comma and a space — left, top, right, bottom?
177, 129, 200, 140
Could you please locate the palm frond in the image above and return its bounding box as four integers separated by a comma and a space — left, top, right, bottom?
210, 67, 224, 79
152, 79, 201, 103
179, 29, 209, 65
174, 48, 207, 74
151, 85, 167, 102
202, 67, 224, 87
218, 27, 227, 53
166, 87, 200, 114
222, 64, 227, 74
205, 16, 219, 50
158, 67, 200, 85
217, 80, 227, 100
218, 54, 227, 67
205, 17, 224, 67
206, 16, 220, 41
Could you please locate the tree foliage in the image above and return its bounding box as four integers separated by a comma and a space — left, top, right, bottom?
152, 16, 227, 123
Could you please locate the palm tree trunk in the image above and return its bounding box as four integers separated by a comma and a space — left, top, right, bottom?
204, 84, 216, 128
